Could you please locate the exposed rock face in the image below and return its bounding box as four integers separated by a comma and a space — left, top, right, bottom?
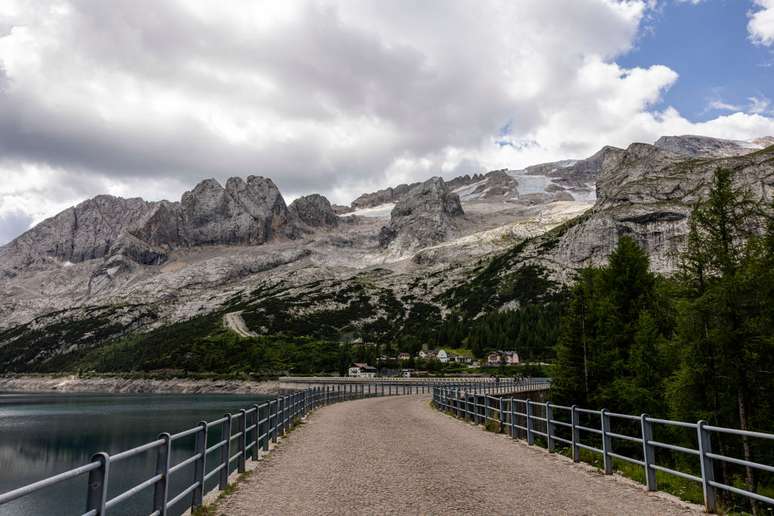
351, 183, 420, 209
0, 196, 154, 269
534, 142, 774, 274
0, 176, 298, 275
289, 194, 339, 228
654, 134, 774, 158
179, 176, 294, 246
379, 177, 464, 250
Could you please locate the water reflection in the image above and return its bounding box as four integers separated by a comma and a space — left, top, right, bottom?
0, 392, 270, 515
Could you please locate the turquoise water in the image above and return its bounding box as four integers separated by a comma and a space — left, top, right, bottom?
0, 391, 271, 515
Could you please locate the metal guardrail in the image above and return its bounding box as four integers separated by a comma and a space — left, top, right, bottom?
433, 387, 774, 512
280, 376, 537, 385
0, 384, 380, 515
0, 377, 535, 515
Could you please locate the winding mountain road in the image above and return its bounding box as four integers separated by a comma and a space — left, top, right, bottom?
218, 396, 700, 515
223, 311, 258, 338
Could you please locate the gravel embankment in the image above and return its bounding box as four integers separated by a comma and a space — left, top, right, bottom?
0, 375, 278, 394
218, 395, 701, 515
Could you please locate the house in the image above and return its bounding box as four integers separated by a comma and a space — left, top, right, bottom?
401, 368, 414, 378
502, 351, 520, 365
487, 352, 502, 366
348, 363, 377, 378
418, 350, 436, 360
452, 355, 473, 365
398, 352, 411, 361
437, 349, 450, 363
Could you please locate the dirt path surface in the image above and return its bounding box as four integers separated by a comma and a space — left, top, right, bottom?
224, 311, 258, 338
219, 396, 700, 515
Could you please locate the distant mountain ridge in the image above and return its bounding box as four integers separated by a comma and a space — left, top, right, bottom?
1, 134, 772, 372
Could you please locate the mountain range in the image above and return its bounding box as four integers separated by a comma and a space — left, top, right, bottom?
1, 134, 772, 371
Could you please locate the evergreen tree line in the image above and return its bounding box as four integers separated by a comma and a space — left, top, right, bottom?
427, 297, 565, 360
551, 169, 774, 510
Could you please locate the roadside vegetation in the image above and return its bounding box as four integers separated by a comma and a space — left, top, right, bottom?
551, 169, 774, 514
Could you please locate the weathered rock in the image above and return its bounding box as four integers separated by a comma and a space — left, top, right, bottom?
289, 194, 339, 228
379, 177, 464, 251
654, 134, 771, 158
532, 142, 774, 274
178, 176, 295, 246
0, 195, 153, 269
351, 183, 419, 209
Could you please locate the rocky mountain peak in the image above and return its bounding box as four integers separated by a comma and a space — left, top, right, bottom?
0, 195, 154, 270
379, 176, 464, 250
653, 135, 767, 158
289, 194, 339, 228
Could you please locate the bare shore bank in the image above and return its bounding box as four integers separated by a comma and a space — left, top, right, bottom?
0, 375, 279, 395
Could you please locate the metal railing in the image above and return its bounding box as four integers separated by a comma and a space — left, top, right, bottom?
433, 387, 774, 512
0, 377, 548, 515
0, 384, 389, 515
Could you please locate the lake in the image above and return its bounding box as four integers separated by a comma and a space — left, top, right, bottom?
0, 391, 272, 515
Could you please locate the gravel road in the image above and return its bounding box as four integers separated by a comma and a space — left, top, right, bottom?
218, 396, 701, 515
223, 311, 258, 338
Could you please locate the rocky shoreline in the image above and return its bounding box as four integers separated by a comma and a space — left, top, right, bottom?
0, 375, 279, 395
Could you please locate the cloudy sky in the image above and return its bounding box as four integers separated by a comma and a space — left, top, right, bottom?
1, 0, 774, 244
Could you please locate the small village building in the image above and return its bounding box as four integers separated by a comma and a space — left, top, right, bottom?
398, 352, 411, 361
487, 352, 502, 365
437, 349, 450, 363
348, 363, 377, 378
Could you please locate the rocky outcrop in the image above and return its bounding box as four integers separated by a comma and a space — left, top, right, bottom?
0, 176, 299, 275
351, 182, 421, 209
379, 177, 464, 251
533, 142, 774, 274
178, 176, 295, 246
289, 194, 339, 228
0, 195, 154, 269
654, 135, 774, 158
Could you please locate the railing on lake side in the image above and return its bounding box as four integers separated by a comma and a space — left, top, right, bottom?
0, 377, 539, 515
433, 386, 774, 512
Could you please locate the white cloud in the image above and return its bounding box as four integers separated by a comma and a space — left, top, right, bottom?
749, 0, 774, 45
748, 95, 772, 115
0, 0, 772, 245
708, 100, 742, 112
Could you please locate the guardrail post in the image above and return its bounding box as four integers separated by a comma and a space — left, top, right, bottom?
85, 452, 110, 516
251, 405, 260, 460
697, 420, 717, 512
152, 432, 171, 516
640, 414, 656, 491
192, 422, 208, 508
498, 397, 505, 432
262, 404, 270, 451
510, 398, 516, 438
286, 395, 291, 432
526, 400, 534, 445
280, 397, 286, 435
270, 398, 279, 444
238, 409, 247, 473
546, 402, 555, 452
600, 409, 612, 474
220, 414, 232, 491
571, 405, 580, 462
487, 395, 492, 423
